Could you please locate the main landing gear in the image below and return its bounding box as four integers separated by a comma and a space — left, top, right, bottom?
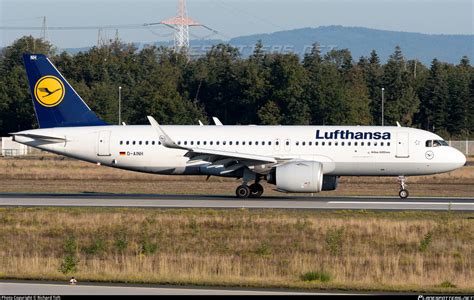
398, 176, 409, 199
235, 182, 264, 198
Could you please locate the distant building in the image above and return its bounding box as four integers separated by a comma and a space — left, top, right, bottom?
1, 137, 28, 156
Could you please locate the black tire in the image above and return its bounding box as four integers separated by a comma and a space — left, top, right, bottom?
399, 189, 409, 199
236, 185, 250, 198
249, 183, 264, 198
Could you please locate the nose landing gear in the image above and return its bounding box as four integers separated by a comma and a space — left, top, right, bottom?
398, 176, 409, 199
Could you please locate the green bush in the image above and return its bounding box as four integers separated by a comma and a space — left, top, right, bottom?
82, 237, 106, 255
255, 242, 272, 257
300, 271, 331, 282
59, 234, 79, 274
438, 281, 456, 288
419, 231, 433, 252
325, 227, 344, 256
59, 255, 79, 275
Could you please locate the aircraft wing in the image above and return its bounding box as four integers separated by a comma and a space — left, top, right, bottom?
185, 148, 276, 164
147, 116, 277, 174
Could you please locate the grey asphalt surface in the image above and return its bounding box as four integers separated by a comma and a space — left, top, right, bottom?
0, 281, 360, 295
0, 193, 473, 211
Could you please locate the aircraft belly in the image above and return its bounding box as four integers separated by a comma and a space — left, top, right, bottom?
330, 161, 454, 176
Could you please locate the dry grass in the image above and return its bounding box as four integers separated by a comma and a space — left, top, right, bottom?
0, 157, 473, 196
0, 208, 472, 292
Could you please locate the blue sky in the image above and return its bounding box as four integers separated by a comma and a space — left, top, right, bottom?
1, 0, 472, 48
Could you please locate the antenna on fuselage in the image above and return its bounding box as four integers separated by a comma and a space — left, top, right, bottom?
212, 117, 223, 126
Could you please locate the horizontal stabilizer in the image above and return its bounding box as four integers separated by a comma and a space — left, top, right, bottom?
11, 132, 67, 142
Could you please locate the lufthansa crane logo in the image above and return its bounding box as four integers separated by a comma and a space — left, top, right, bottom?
34, 76, 65, 107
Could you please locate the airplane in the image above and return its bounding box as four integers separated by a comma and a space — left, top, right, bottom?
11, 54, 466, 199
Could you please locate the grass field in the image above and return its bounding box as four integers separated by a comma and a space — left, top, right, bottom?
0, 156, 472, 292
0, 156, 473, 196
0, 208, 472, 293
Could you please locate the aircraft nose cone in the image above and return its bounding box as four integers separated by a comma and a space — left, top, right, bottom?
453, 149, 467, 168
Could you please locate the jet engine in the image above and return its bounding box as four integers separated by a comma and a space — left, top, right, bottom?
266, 161, 339, 193
270, 161, 324, 193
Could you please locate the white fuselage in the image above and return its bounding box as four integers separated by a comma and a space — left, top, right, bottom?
14, 125, 466, 177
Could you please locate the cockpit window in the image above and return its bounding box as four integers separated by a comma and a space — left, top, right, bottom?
426, 140, 448, 147
439, 140, 449, 146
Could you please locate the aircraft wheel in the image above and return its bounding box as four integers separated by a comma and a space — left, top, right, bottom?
236, 185, 250, 198
399, 189, 409, 199
249, 183, 264, 198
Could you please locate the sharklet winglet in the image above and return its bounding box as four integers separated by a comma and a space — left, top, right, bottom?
147, 116, 190, 151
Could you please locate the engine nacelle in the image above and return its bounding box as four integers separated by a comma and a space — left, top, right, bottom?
274, 161, 324, 193
322, 175, 338, 191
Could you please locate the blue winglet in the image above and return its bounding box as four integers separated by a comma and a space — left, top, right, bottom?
22, 53, 108, 128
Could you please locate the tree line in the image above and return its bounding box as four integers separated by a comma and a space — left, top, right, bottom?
0, 36, 472, 138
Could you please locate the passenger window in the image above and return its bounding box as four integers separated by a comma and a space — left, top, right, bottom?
210, 141, 213, 145
309, 141, 312, 146
275, 141, 279, 146
328, 142, 332, 146
139, 141, 142, 145
120, 141, 123, 145
236, 141, 239, 146
296, 141, 299, 146
184, 141, 187, 145
374, 142, 377, 146
262, 141, 265, 146
387, 142, 391, 146
255, 141, 258, 146
204, 141, 207, 145
341, 142, 344, 146
286, 141, 289, 146
348, 142, 351, 146
145, 141, 149, 145
315, 142, 319, 146
302, 141, 306, 146
354, 142, 358, 146
367, 142, 371, 146
229, 141, 233, 146
243, 141, 246, 146
268, 141, 272, 146
249, 141, 252, 146
380, 142, 384, 146
335, 142, 338, 146
132, 141, 136, 145
322, 142, 325, 146
361, 142, 364, 146
152, 141, 155, 145
158, 141, 162, 145
126, 141, 129, 145
217, 141, 220, 145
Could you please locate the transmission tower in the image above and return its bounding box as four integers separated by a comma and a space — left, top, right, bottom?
97, 28, 112, 48
40, 16, 49, 41
159, 0, 213, 51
